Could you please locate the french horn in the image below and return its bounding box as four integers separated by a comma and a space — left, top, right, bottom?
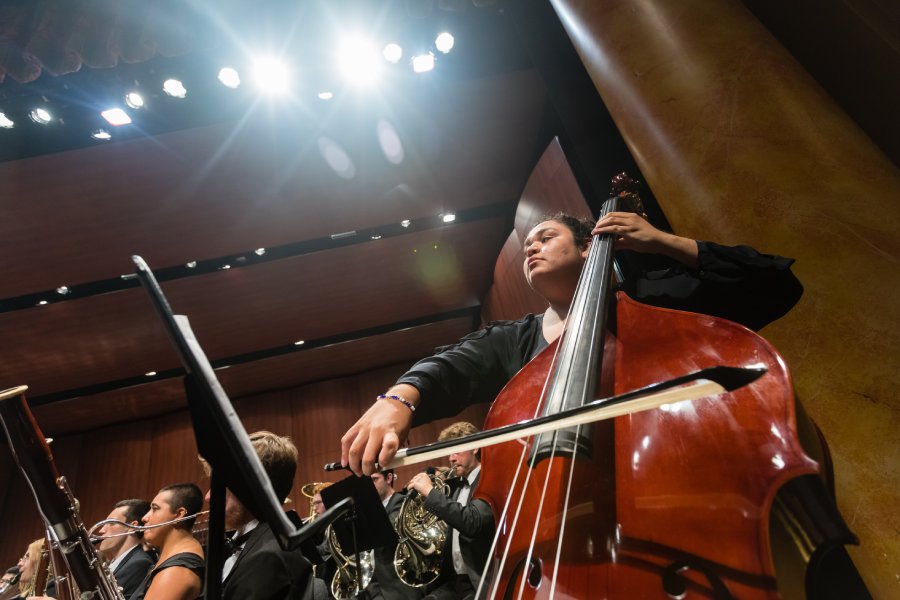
393, 466, 455, 587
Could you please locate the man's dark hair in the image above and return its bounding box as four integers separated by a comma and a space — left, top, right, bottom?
539, 212, 594, 248
159, 483, 203, 530
114, 498, 151, 539
379, 468, 395, 486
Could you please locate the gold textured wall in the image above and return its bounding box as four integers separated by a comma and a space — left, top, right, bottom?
550, 0, 900, 596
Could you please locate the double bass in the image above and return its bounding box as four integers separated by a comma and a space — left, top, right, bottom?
473, 177, 856, 599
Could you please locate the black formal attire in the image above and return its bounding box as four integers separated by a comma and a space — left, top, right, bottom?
422, 469, 494, 600
398, 241, 801, 425
223, 521, 314, 600
112, 545, 155, 599
129, 552, 204, 600
363, 492, 424, 600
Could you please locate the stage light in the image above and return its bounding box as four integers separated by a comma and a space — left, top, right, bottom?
318, 91, 334, 100
442, 213, 456, 223
218, 67, 241, 88
30, 108, 52, 124
412, 52, 435, 73
252, 57, 290, 94
401, 219, 411, 227
383, 43, 403, 64
91, 129, 112, 141
0, 113, 14, 128
124, 92, 144, 109
337, 37, 382, 85
101, 108, 132, 126
163, 79, 187, 98
435, 32, 455, 54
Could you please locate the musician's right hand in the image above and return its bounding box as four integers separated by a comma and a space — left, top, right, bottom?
341, 384, 419, 475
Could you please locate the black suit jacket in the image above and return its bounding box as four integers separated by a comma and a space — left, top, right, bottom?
113, 545, 155, 599
365, 492, 424, 600
423, 472, 494, 591
223, 521, 314, 600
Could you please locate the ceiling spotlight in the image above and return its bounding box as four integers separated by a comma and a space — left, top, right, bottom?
317, 91, 334, 100
254, 248, 266, 256
163, 79, 187, 98
145, 371, 157, 377
371, 234, 382, 240
383, 43, 403, 64
412, 52, 435, 73
435, 32, 455, 54
442, 213, 456, 223
124, 92, 144, 109
29, 108, 53, 124
218, 67, 241, 89
91, 129, 112, 141
253, 57, 290, 94
220, 264, 231, 270
186, 261, 197, 268
400, 219, 411, 227
37, 300, 48, 306
0, 113, 13, 128
101, 108, 132, 126
294, 340, 305, 346
56, 286, 70, 295
337, 37, 382, 85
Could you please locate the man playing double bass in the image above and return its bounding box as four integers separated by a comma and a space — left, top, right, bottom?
340, 210, 801, 475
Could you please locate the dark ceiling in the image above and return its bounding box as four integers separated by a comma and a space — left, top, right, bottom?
0, 1, 560, 436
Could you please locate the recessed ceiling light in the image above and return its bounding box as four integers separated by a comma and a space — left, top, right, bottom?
254, 248, 266, 256
435, 32, 455, 54
0, 113, 14, 128
294, 340, 305, 346
412, 52, 435, 73
317, 91, 334, 100
91, 129, 112, 141
56, 286, 70, 295
124, 92, 144, 109
371, 234, 382, 240
442, 213, 456, 223
101, 108, 132, 126
186, 261, 197, 268
37, 300, 48, 306
383, 43, 403, 64
218, 67, 241, 89
253, 57, 290, 94
145, 371, 157, 377
163, 79, 187, 98
29, 108, 52, 124
401, 219, 411, 227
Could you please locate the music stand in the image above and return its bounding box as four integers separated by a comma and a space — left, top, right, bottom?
132, 255, 354, 599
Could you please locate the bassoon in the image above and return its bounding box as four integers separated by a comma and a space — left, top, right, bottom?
0, 386, 124, 600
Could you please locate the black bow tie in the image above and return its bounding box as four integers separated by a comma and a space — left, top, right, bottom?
224, 530, 252, 556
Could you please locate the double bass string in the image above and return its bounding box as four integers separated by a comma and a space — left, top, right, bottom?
477, 322, 568, 600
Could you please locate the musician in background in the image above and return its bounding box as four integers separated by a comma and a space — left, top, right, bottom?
9, 538, 43, 599
406, 422, 494, 600
131, 483, 204, 600
201, 430, 312, 600
362, 470, 423, 600
95, 499, 154, 598
0, 566, 19, 596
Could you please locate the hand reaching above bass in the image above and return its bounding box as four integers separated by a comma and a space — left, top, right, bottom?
341, 384, 420, 476
592, 211, 699, 268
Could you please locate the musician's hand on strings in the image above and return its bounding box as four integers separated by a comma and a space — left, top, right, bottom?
593, 212, 698, 268
407, 472, 434, 496
341, 384, 419, 475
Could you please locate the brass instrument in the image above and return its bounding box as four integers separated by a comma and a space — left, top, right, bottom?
300, 481, 332, 522
0, 386, 125, 600
393, 466, 455, 587
326, 524, 374, 599
301, 481, 373, 598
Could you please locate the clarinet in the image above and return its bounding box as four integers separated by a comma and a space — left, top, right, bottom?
0, 386, 125, 600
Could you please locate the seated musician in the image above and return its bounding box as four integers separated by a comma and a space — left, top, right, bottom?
341, 211, 801, 473
8, 539, 43, 599
200, 430, 312, 600
362, 469, 423, 600
95, 499, 154, 598
131, 483, 205, 600
406, 422, 494, 600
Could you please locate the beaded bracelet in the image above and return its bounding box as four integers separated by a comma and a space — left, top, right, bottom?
378, 394, 416, 412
